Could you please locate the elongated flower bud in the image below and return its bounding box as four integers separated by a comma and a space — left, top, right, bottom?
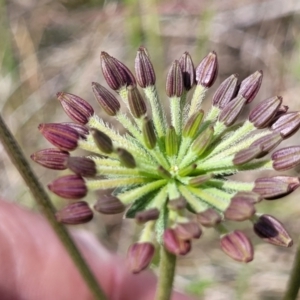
94, 195, 125, 214
166, 60, 184, 97
219, 95, 247, 126
238, 70, 263, 103
271, 112, 300, 138
57, 92, 94, 125
191, 126, 214, 156
220, 230, 254, 262
174, 222, 202, 240
48, 174, 87, 199
249, 96, 282, 128
232, 191, 262, 204
63, 122, 89, 139
157, 165, 172, 179
135, 208, 160, 223
168, 198, 187, 210
251, 132, 283, 154
135, 46, 156, 87
90, 128, 113, 154
197, 208, 222, 227
178, 52, 195, 90
189, 174, 212, 187
224, 197, 256, 221
212, 74, 239, 108
31, 148, 69, 170
55, 201, 93, 225
91, 82, 120, 116
163, 228, 191, 255
182, 110, 204, 138
253, 214, 293, 247
38, 123, 79, 151
127, 85, 147, 118
233, 145, 262, 165
269, 105, 288, 125
196, 51, 218, 87
165, 126, 178, 156
67, 157, 97, 177
117, 148, 136, 168
100, 52, 136, 90
142, 117, 156, 149
272, 146, 300, 171
127, 242, 155, 273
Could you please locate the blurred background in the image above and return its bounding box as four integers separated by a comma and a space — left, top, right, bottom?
1, 0, 300, 299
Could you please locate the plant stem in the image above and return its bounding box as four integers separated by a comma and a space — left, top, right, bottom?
155, 247, 177, 300
0, 114, 107, 300
283, 238, 300, 300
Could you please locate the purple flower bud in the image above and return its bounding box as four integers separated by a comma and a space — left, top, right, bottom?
174, 222, 202, 240
116, 148, 136, 168
182, 110, 204, 139
220, 230, 254, 262
127, 85, 147, 118
163, 228, 191, 256
67, 157, 97, 177
189, 174, 212, 187
94, 195, 125, 214
57, 92, 94, 125
166, 60, 184, 97
224, 197, 256, 221
100, 51, 136, 90
249, 96, 282, 128
165, 126, 178, 156
212, 74, 239, 108
196, 51, 218, 88
253, 176, 298, 200
168, 198, 187, 210
90, 128, 113, 154
178, 52, 195, 90
197, 208, 222, 227
219, 94, 247, 126
135, 208, 160, 223
91, 82, 120, 116
231, 191, 262, 204
30, 148, 69, 170
268, 105, 288, 126
55, 201, 93, 225
38, 123, 79, 151
62, 122, 89, 139
233, 145, 262, 165
191, 126, 214, 156
238, 70, 263, 103
142, 117, 156, 149
272, 146, 300, 171
135, 46, 156, 88
271, 112, 300, 139
253, 214, 293, 247
127, 242, 155, 273
48, 175, 87, 199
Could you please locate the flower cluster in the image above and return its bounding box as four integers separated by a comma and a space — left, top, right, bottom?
31, 47, 300, 273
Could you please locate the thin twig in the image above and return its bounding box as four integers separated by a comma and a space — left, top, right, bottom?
0, 114, 107, 300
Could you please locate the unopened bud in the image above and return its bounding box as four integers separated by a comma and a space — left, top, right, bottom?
238, 70, 263, 103
127, 85, 147, 118
191, 126, 214, 156
272, 146, 300, 171
224, 197, 256, 221
163, 228, 191, 255
166, 60, 184, 97
165, 126, 178, 156
67, 157, 97, 177
182, 110, 204, 138
189, 174, 212, 187
271, 112, 300, 139
117, 148, 136, 168
135, 208, 160, 223
174, 222, 202, 240
94, 195, 125, 214
197, 208, 222, 227
142, 117, 156, 149
63, 122, 89, 139
90, 128, 113, 154
168, 197, 187, 210
196, 51, 218, 87
178, 52, 195, 90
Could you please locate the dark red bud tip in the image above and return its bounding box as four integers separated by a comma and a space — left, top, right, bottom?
127, 242, 155, 274
30, 148, 69, 170
67, 157, 97, 177
55, 201, 93, 225
178, 51, 195, 91
57, 92, 94, 125
163, 228, 191, 256
100, 51, 136, 90
91, 82, 120, 116
135, 47, 156, 88
94, 195, 125, 214
38, 123, 79, 151
135, 208, 160, 223
238, 70, 263, 103
174, 222, 202, 240
166, 60, 184, 97
197, 208, 222, 227
196, 51, 218, 88
254, 214, 293, 247
220, 230, 254, 263
48, 175, 87, 199
127, 85, 147, 118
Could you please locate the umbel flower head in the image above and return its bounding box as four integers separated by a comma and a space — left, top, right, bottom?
32, 47, 300, 273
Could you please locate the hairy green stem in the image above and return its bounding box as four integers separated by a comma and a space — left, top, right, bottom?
0, 114, 107, 300
155, 247, 177, 300
283, 238, 300, 300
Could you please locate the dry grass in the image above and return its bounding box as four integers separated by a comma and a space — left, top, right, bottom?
1, 0, 300, 298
